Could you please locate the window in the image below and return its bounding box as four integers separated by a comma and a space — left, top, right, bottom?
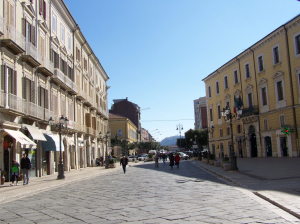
84, 58, 87, 70
210, 108, 213, 121
23, 20, 36, 46
60, 58, 67, 74
294, 33, 300, 56
4, 67, 17, 95
245, 63, 250, 79
277, 81, 284, 101
76, 47, 81, 61
22, 78, 35, 103
208, 86, 211, 98
237, 124, 241, 133
263, 119, 268, 130
234, 70, 238, 84
279, 115, 285, 127
61, 24, 65, 43
258, 55, 264, 72
227, 127, 230, 135
219, 129, 223, 137
226, 101, 230, 109
273, 45, 280, 64
261, 87, 267, 106
248, 93, 253, 107
217, 105, 221, 119
52, 14, 57, 33
52, 50, 59, 68
216, 81, 219, 95
39, 0, 46, 20
39, 87, 48, 109
68, 34, 71, 51
5, 0, 14, 27
224, 75, 228, 89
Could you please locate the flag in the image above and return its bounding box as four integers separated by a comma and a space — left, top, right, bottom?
233, 95, 239, 117
238, 95, 243, 109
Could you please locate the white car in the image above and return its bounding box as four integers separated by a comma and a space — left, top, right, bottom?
179, 152, 189, 160
128, 155, 137, 162
138, 154, 148, 161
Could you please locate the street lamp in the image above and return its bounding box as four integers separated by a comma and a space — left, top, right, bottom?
99, 131, 111, 169
48, 115, 69, 180
176, 123, 183, 150
221, 106, 242, 171
115, 134, 119, 146
235, 135, 245, 158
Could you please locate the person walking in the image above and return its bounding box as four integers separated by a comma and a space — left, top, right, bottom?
120, 156, 128, 174
169, 153, 174, 169
21, 153, 31, 185
155, 154, 159, 168
162, 153, 166, 164
10, 160, 20, 186
175, 153, 180, 168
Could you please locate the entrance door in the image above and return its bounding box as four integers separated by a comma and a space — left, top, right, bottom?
280, 137, 288, 157
220, 144, 224, 158
212, 145, 215, 155
250, 134, 257, 157
265, 137, 272, 157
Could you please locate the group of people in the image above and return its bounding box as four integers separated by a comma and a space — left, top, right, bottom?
96, 157, 104, 166
155, 153, 180, 169
9, 153, 31, 186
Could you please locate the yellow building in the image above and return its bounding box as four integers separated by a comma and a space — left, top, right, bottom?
202, 14, 300, 158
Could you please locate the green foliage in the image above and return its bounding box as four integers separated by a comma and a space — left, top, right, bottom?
176, 138, 187, 149
138, 142, 160, 153
148, 154, 153, 159
109, 158, 117, 164
185, 129, 209, 148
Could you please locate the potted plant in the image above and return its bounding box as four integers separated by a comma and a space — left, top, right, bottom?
108, 158, 117, 168
147, 153, 154, 161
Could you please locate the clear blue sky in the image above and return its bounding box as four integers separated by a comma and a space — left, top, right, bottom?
64, 0, 300, 143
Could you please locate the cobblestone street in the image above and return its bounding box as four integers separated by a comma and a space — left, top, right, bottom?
0, 160, 298, 224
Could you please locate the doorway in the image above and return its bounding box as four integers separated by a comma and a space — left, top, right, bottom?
280, 137, 288, 157
249, 125, 257, 157
265, 137, 272, 157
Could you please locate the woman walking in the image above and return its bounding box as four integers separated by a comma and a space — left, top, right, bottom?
169, 153, 174, 169
175, 153, 180, 168
10, 160, 20, 186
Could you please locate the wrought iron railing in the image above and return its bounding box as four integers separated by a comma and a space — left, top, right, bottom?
25, 42, 42, 63
42, 57, 54, 74
6, 93, 25, 113
240, 105, 259, 118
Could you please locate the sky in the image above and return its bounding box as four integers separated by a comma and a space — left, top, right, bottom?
64, 0, 300, 143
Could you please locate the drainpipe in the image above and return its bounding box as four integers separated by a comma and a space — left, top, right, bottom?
284, 25, 299, 157
250, 49, 263, 157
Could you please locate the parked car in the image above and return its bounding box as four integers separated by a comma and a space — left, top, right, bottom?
179, 152, 189, 160
128, 155, 137, 162
138, 154, 148, 161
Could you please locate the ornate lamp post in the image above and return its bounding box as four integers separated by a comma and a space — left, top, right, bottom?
49, 116, 69, 180
235, 135, 245, 158
221, 106, 242, 171
176, 123, 183, 150
99, 131, 111, 169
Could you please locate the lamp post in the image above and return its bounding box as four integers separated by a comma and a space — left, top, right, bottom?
235, 136, 245, 158
221, 106, 242, 171
49, 116, 69, 180
203, 125, 215, 155
176, 123, 183, 150
99, 131, 111, 169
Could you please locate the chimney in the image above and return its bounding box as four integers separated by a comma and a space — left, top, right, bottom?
126, 97, 128, 101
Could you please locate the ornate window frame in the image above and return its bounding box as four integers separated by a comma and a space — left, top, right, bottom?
273, 71, 286, 109
258, 78, 269, 113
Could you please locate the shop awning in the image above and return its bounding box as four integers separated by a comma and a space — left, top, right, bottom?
24, 125, 46, 141
41, 134, 64, 152
4, 129, 37, 149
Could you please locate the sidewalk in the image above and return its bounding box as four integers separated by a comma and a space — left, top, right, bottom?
0, 162, 139, 204
191, 157, 300, 220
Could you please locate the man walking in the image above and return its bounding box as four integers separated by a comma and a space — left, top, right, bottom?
21, 153, 31, 185
120, 156, 128, 174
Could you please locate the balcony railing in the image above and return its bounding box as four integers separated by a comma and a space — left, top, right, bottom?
24, 102, 43, 119
3, 24, 26, 51
0, 17, 4, 35
78, 124, 87, 133
72, 82, 78, 93
39, 57, 54, 75
86, 127, 94, 136
25, 42, 42, 64
44, 108, 54, 121
53, 68, 65, 83
65, 75, 73, 89
77, 89, 86, 100
240, 105, 259, 118
6, 93, 26, 113
0, 90, 4, 107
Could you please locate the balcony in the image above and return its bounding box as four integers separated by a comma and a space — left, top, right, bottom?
76, 89, 86, 100
23, 102, 44, 120
86, 127, 94, 136
52, 69, 78, 95
44, 109, 54, 122
77, 124, 87, 134
0, 90, 5, 108
0, 93, 26, 116
84, 95, 93, 107
0, 17, 4, 35
22, 42, 42, 67
240, 105, 259, 118
1, 24, 25, 54
37, 57, 54, 77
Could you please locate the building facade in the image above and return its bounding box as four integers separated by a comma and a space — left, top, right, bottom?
194, 96, 207, 130
0, 0, 109, 182
202, 14, 300, 158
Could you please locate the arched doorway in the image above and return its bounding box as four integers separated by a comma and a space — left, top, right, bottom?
265, 137, 272, 157
249, 125, 257, 157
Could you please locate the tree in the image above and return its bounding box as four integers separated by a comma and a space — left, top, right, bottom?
185, 129, 208, 149
176, 138, 187, 149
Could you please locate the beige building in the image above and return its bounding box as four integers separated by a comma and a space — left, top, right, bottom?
0, 0, 109, 182
202, 14, 300, 158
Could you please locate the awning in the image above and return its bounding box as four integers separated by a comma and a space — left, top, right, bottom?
41, 134, 64, 152
24, 125, 46, 141
4, 129, 37, 149
78, 138, 84, 147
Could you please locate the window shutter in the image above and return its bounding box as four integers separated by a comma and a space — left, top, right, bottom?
39, 0, 43, 15
1, 65, 6, 93
77, 106, 81, 124
64, 61, 67, 75
22, 77, 26, 99
85, 113, 91, 127
38, 86, 41, 106
61, 98, 65, 117
53, 94, 57, 115
10, 3, 14, 26
55, 52, 59, 68
31, 25, 36, 46
43, 0, 46, 20
45, 89, 48, 109
30, 81, 35, 103
13, 71, 17, 95
22, 18, 26, 37
71, 68, 74, 81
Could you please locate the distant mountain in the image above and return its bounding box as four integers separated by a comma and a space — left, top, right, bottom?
160, 136, 185, 146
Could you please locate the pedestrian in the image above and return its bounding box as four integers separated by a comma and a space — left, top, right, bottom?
175, 153, 180, 168
100, 156, 103, 166
21, 153, 31, 185
10, 160, 20, 186
169, 153, 174, 169
162, 153, 166, 164
155, 154, 159, 168
120, 156, 128, 174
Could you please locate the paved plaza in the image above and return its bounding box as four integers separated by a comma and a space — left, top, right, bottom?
0, 160, 299, 223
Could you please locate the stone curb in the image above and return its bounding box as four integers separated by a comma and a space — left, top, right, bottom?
191, 161, 300, 221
